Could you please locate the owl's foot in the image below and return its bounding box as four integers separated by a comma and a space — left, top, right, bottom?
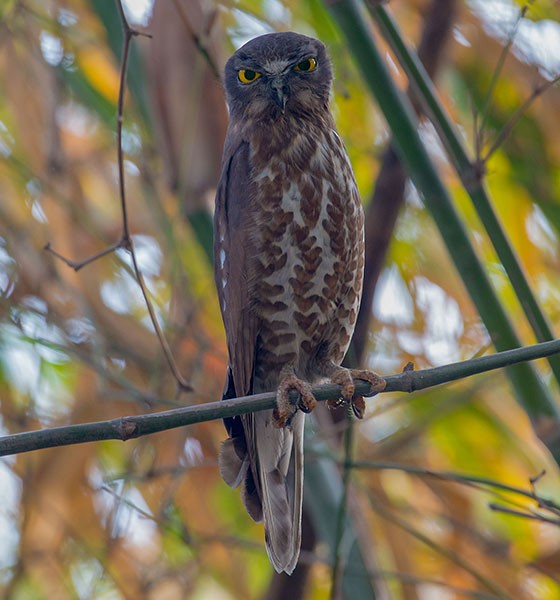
326, 368, 386, 419
273, 374, 317, 428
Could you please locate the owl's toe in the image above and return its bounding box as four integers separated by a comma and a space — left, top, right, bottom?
326, 368, 386, 419
330, 369, 356, 402
349, 369, 386, 395
273, 374, 316, 428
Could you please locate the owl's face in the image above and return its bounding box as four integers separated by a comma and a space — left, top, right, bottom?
224, 32, 332, 121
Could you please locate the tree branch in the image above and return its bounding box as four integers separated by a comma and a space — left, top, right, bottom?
1, 339, 559, 458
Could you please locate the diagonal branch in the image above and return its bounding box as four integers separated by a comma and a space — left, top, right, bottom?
482, 72, 560, 162
1, 339, 560, 458
349, 460, 560, 527
489, 503, 560, 527
366, 3, 560, 388
475, 4, 528, 158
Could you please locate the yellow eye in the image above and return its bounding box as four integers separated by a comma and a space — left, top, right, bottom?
294, 57, 317, 72
238, 69, 262, 84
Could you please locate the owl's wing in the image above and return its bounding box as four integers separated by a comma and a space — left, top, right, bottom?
214, 138, 263, 519
214, 135, 302, 574
213, 138, 258, 399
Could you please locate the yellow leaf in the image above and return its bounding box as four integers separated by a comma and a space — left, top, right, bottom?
77, 45, 120, 103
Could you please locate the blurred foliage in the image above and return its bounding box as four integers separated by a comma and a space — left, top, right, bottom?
0, 0, 559, 598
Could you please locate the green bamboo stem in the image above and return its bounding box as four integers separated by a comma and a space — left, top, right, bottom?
368, 3, 560, 385
323, 1, 559, 433
305, 452, 381, 598
330, 415, 355, 599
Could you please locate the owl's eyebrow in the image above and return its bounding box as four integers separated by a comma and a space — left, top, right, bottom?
235, 58, 292, 76
260, 59, 292, 75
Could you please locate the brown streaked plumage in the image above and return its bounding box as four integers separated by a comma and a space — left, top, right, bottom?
213, 32, 385, 574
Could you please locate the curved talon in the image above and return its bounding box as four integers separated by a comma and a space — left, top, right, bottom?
351, 396, 366, 419
298, 397, 314, 413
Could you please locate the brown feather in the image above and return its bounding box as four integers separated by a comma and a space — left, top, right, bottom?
218, 437, 249, 489
213, 139, 258, 398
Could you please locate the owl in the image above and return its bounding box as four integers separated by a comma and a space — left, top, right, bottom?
213, 32, 385, 574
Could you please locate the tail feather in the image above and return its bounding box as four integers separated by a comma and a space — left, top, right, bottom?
219, 436, 249, 488
256, 410, 304, 574
262, 467, 293, 569
219, 362, 305, 573
285, 413, 304, 575
242, 468, 263, 522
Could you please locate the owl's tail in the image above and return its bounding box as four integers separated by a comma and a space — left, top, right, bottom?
255, 409, 304, 575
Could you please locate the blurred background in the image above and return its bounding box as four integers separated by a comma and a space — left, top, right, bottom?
0, 0, 560, 598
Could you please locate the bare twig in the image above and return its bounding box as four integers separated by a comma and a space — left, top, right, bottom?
489, 503, 560, 526
113, 2, 192, 392
529, 470, 560, 518
352, 459, 560, 532
43, 240, 125, 271
482, 72, 560, 161
1, 338, 560, 457
473, 3, 560, 162
350, 460, 560, 517
475, 4, 528, 159
348, 460, 548, 501
45, 1, 191, 393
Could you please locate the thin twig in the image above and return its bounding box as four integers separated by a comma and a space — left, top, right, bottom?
483, 72, 560, 161
474, 2, 560, 163
1, 338, 560, 457
476, 5, 528, 158
352, 458, 560, 533
489, 503, 560, 526
530, 471, 560, 518
114, 2, 192, 392
349, 460, 546, 501
115, 1, 131, 238
349, 460, 560, 524
45, 0, 192, 392
121, 232, 192, 391
44, 240, 125, 271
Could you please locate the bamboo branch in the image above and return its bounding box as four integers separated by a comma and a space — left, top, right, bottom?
1, 339, 559, 458
366, 3, 560, 387
331, 414, 355, 599
324, 0, 560, 439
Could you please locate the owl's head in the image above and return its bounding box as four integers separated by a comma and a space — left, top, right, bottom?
224, 32, 332, 121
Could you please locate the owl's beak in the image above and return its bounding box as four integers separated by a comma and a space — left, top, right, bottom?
270, 78, 289, 113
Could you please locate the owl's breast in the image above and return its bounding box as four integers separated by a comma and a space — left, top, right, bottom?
250, 128, 364, 389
